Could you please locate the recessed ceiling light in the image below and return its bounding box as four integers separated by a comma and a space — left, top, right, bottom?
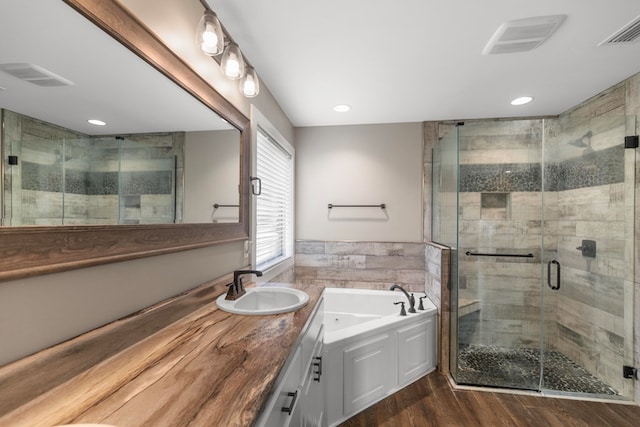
511, 96, 533, 106
333, 104, 351, 112
88, 119, 106, 126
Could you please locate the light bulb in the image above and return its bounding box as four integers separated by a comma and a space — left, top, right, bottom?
202, 24, 219, 46
226, 59, 240, 78
196, 12, 224, 56
240, 67, 259, 97
221, 44, 245, 80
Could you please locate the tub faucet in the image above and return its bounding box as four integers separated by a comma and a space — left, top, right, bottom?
390, 284, 416, 313
226, 269, 263, 300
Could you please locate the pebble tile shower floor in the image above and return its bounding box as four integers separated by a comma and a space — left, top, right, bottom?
456, 345, 618, 395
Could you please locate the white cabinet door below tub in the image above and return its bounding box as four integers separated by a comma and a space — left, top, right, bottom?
343, 333, 395, 416
397, 317, 436, 387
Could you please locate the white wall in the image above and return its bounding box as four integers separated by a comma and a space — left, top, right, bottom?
295, 123, 423, 242
184, 130, 240, 223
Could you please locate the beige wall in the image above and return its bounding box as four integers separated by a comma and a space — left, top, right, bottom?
0, 243, 246, 365
295, 123, 423, 242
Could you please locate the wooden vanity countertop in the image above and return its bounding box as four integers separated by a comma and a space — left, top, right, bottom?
0, 275, 324, 427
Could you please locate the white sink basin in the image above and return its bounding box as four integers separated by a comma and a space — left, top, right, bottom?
216, 287, 309, 315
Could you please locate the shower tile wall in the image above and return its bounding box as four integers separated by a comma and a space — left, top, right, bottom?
426, 72, 639, 401
425, 242, 451, 373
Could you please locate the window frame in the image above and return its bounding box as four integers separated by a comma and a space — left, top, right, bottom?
250, 106, 295, 281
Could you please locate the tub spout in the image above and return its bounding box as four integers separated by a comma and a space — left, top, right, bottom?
390, 284, 416, 313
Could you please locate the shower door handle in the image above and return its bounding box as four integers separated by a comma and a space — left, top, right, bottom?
547, 260, 560, 290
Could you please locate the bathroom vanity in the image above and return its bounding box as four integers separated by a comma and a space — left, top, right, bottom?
255, 297, 325, 427
0, 275, 324, 426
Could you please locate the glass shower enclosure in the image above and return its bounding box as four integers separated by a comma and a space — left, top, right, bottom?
433, 116, 636, 399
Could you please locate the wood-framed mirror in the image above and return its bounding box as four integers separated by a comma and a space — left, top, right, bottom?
0, 0, 250, 281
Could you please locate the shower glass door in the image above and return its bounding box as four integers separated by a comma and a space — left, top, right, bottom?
541, 115, 635, 398
452, 119, 544, 391
441, 116, 636, 399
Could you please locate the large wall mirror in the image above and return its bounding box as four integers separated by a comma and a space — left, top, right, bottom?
0, 0, 250, 281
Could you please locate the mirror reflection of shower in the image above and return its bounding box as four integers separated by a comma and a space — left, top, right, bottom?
7, 133, 178, 226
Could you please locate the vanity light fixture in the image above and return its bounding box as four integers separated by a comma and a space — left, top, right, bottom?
87, 119, 106, 126
333, 104, 351, 112
221, 43, 245, 80
240, 67, 260, 97
511, 96, 533, 106
196, 12, 224, 56
197, 7, 258, 97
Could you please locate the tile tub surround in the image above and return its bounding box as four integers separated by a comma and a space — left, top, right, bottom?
0, 277, 323, 426
295, 240, 456, 373
295, 240, 426, 293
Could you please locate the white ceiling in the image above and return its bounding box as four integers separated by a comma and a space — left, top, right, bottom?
3, 1, 640, 133
207, 0, 640, 127
0, 0, 232, 135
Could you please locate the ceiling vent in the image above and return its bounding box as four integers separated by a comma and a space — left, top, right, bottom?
483, 15, 567, 55
0, 63, 74, 87
599, 14, 640, 45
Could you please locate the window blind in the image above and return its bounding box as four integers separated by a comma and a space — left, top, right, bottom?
255, 127, 293, 270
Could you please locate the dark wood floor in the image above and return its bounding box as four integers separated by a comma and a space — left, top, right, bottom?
340, 372, 640, 426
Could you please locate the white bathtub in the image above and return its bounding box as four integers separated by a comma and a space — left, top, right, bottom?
322, 288, 437, 426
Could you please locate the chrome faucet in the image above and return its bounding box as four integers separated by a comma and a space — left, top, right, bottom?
390, 284, 416, 313
226, 269, 263, 300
